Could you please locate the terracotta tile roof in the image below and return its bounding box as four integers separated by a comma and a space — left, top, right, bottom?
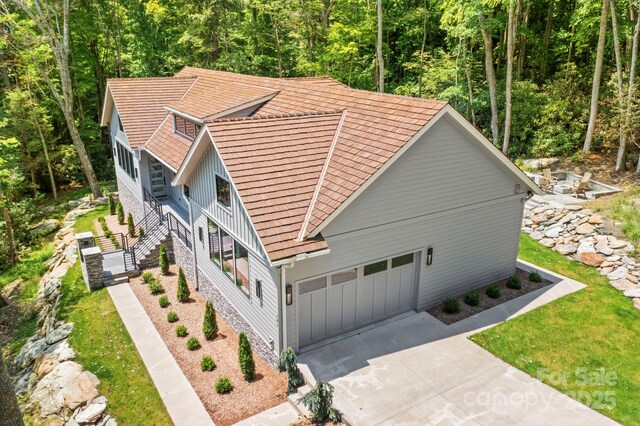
144, 116, 192, 171
207, 111, 345, 260
107, 77, 195, 148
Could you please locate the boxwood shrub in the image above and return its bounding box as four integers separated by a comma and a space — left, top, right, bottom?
215, 377, 233, 394
200, 355, 216, 371
167, 311, 179, 323
442, 297, 460, 314
464, 290, 480, 306
529, 271, 542, 282
159, 295, 169, 308
485, 284, 501, 299
506, 275, 522, 289
175, 324, 188, 337
187, 337, 201, 351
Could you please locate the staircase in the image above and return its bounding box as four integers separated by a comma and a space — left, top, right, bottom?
130, 208, 173, 270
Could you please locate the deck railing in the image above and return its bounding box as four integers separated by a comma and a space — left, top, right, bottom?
167, 212, 192, 249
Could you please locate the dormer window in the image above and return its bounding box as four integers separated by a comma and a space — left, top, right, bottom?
118, 115, 124, 132
174, 114, 202, 140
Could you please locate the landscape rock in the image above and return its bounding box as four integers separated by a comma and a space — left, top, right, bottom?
608, 267, 629, 281
15, 337, 49, 368
32, 361, 100, 416
595, 240, 614, 256
588, 214, 604, 225
530, 231, 543, 241
34, 353, 61, 379
31, 219, 62, 237
608, 238, 628, 249
544, 227, 563, 238
577, 252, 606, 267
2, 278, 23, 298
75, 402, 107, 423
610, 279, 636, 291
634, 299, 640, 310
554, 244, 578, 255
623, 288, 640, 298
46, 323, 74, 345
540, 238, 556, 247
575, 223, 595, 235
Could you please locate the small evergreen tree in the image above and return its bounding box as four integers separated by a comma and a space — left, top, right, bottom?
177, 267, 190, 302
299, 381, 341, 423
116, 202, 124, 225
108, 193, 115, 215
127, 212, 135, 236
277, 347, 304, 393
159, 244, 169, 275
203, 301, 218, 340
238, 332, 255, 381
139, 227, 145, 239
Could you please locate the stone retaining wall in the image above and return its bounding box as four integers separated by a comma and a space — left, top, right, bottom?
116, 177, 145, 225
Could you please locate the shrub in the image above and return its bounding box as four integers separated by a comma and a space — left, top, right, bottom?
238, 332, 255, 381
464, 290, 480, 306
203, 301, 218, 340
167, 311, 179, 323
300, 381, 341, 423
486, 284, 501, 299
148, 279, 164, 294
177, 267, 190, 302
127, 212, 135, 236
159, 295, 169, 308
529, 271, 542, 282
116, 202, 124, 225
141, 271, 154, 284
215, 377, 233, 394
159, 244, 169, 275
442, 297, 460, 314
200, 355, 216, 371
277, 347, 304, 393
187, 337, 201, 351
507, 275, 522, 289
139, 227, 145, 239
108, 193, 116, 215
175, 324, 188, 337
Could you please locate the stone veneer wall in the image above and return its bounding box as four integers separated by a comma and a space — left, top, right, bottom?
197, 269, 277, 366
116, 177, 145, 225
172, 234, 195, 283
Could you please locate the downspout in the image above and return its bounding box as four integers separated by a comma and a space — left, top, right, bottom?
280, 263, 293, 352
187, 196, 200, 290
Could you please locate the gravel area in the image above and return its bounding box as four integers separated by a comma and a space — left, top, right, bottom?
427, 268, 552, 325
129, 265, 287, 426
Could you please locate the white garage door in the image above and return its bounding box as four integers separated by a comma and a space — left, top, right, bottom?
298, 252, 417, 348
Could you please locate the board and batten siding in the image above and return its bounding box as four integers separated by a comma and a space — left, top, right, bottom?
110, 106, 143, 201
284, 114, 526, 350
188, 142, 280, 353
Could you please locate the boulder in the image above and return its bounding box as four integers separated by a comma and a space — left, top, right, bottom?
555, 244, 578, 255
608, 238, 628, 249
32, 361, 100, 416
46, 339, 76, 362
608, 267, 629, 281
34, 352, 60, 379
634, 299, 640, 310
530, 231, 544, 241
74, 401, 106, 423
2, 278, 23, 298
544, 226, 563, 238
595, 240, 614, 256
46, 323, 74, 345
577, 241, 595, 254
600, 267, 613, 276
577, 252, 606, 267
575, 223, 595, 235
610, 279, 636, 291
531, 214, 547, 224
588, 214, 604, 225
540, 238, 556, 247
31, 219, 61, 237
626, 274, 639, 284
623, 288, 640, 298
15, 337, 49, 368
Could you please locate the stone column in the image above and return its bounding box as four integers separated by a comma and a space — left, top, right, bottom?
80, 247, 104, 291
75, 232, 95, 262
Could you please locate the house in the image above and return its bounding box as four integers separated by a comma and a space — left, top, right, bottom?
100, 67, 541, 363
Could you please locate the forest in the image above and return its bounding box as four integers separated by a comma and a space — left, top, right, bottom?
1, 0, 640, 268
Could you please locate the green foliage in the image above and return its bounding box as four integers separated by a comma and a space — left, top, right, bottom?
299, 381, 341, 423
464, 290, 480, 306
127, 213, 135, 236
167, 311, 179, 323
175, 324, 188, 337
117, 203, 124, 225
238, 332, 255, 381
277, 347, 304, 393
506, 275, 522, 289
159, 244, 169, 275
442, 297, 460, 314
215, 377, 233, 394
141, 272, 154, 284
203, 301, 218, 340
186, 337, 201, 350
108, 194, 116, 215
485, 284, 501, 299
159, 295, 169, 308
529, 272, 542, 283
200, 355, 216, 371
139, 227, 145, 239
177, 267, 190, 302
148, 279, 164, 294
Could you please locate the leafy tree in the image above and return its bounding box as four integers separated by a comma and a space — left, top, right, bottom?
203, 301, 218, 340
277, 347, 304, 393
177, 267, 190, 302
238, 332, 255, 381
159, 243, 169, 275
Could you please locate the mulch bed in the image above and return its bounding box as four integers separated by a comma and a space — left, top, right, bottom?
129, 265, 288, 426
427, 268, 553, 325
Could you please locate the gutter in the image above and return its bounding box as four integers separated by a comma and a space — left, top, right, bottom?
271, 248, 331, 268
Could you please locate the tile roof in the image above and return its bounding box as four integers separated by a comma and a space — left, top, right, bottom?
144, 116, 191, 171
107, 77, 195, 148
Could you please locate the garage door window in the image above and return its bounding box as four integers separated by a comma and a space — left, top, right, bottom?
331, 269, 357, 285
299, 277, 327, 294
364, 260, 387, 276
392, 253, 414, 268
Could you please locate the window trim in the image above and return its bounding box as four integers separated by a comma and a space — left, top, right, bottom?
115, 139, 136, 181
206, 216, 250, 298
215, 174, 232, 211
174, 114, 202, 141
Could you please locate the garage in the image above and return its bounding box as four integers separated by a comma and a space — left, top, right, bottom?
297, 252, 419, 348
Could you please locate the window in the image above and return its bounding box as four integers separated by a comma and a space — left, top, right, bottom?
174, 115, 185, 134
216, 175, 231, 209
255, 280, 262, 300
174, 114, 202, 141
364, 260, 387, 276
116, 141, 136, 181
208, 219, 222, 268
207, 217, 250, 297
198, 227, 203, 242
183, 185, 190, 198
392, 253, 414, 268
331, 269, 357, 285
220, 229, 234, 280
118, 115, 124, 132
234, 240, 249, 294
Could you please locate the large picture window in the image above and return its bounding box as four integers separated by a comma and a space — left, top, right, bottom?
216, 175, 231, 209
207, 217, 250, 296
115, 141, 136, 181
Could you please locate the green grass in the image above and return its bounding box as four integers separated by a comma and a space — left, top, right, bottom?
73, 205, 109, 234
471, 234, 640, 424
39, 181, 117, 207
589, 185, 640, 249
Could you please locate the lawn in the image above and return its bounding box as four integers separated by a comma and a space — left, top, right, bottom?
471, 234, 640, 424
588, 185, 640, 248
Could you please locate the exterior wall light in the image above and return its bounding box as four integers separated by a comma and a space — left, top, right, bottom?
286, 284, 293, 305
426, 247, 433, 266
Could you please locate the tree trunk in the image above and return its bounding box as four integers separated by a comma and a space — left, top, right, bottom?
376, 0, 384, 92
31, 100, 57, 199
0, 200, 16, 266
583, 0, 609, 153
517, 1, 529, 79
464, 40, 477, 126
418, 0, 427, 98
0, 350, 23, 426
503, 0, 518, 155
623, 0, 640, 172
542, 0, 554, 77
479, 12, 499, 145
610, 0, 626, 170
270, 15, 283, 78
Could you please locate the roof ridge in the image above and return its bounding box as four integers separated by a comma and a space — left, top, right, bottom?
296, 110, 348, 242
208, 109, 345, 123
107, 76, 196, 82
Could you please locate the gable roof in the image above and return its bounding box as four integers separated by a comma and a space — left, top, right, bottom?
105, 67, 540, 262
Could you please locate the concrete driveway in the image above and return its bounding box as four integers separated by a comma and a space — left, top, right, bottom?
298, 264, 618, 425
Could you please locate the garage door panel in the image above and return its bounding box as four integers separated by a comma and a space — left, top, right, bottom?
356, 277, 374, 324
386, 268, 402, 315
399, 264, 415, 308
372, 273, 388, 320
311, 290, 327, 342
341, 280, 357, 329
299, 293, 312, 346
327, 284, 344, 335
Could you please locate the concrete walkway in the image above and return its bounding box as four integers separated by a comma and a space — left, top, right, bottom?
299, 262, 619, 426
108, 283, 214, 426
233, 402, 300, 426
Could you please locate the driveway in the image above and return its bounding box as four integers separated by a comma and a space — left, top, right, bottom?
298, 265, 618, 425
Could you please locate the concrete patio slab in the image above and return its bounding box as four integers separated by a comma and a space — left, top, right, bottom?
233, 402, 300, 426
299, 263, 618, 426
108, 283, 213, 426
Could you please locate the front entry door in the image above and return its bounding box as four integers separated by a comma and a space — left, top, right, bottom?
148, 158, 167, 198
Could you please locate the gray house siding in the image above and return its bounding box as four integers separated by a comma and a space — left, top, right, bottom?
284, 114, 526, 350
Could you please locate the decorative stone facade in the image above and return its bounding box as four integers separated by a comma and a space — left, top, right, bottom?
80, 247, 104, 291
116, 176, 145, 225
172, 235, 195, 283
197, 269, 277, 366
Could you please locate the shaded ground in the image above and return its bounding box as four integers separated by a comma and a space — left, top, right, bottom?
553, 153, 640, 186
